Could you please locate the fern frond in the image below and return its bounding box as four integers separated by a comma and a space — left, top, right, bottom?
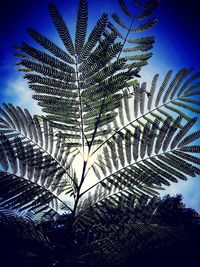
140, 82, 146, 114
147, 119, 160, 156
6, 0, 200, 235
150, 157, 187, 181
118, 0, 132, 18
0, 141, 10, 172
96, 155, 107, 177
125, 60, 148, 69
178, 130, 200, 147
134, 84, 140, 118
162, 68, 187, 103
103, 147, 113, 173
117, 133, 125, 167
49, 2, 75, 55
172, 100, 200, 114
0, 171, 59, 212
177, 72, 200, 97
0, 105, 79, 190
127, 36, 155, 44
147, 74, 159, 110
125, 53, 153, 61
125, 129, 132, 164
172, 151, 200, 166
20, 59, 75, 82
171, 117, 197, 149
25, 74, 77, 90
75, 0, 88, 55
169, 68, 194, 100
183, 82, 200, 96
133, 126, 140, 161
112, 13, 128, 29
130, 18, 158, 33
107, 21, 124, 39
107, 140, 119, 170
163, 104, 191, 121
158, 154, 196, 177
179, 146, 200, 153
123, 43, 153, 52
140, 122, 150, 159
29, 85, 78, 98
123, 89, 131, 122
79, 13, 108, 62
28, 28, 74, 64
86, 114, 199, 203
179, 97, 200, 106
80, 44, 123, 81
20, 42, 75, 73
162, 116, 182, 152
0, 137, 74, 209
92, 165, 102, 180
79, 32, 117, 72
154, 117, 172, 154
155, 70, 173, 107
144, 160, 178, 184
81, 58, 126, 88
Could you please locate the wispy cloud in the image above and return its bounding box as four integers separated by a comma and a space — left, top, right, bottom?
3, 75, 42, 115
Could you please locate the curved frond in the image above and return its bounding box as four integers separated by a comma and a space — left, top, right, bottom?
20, 42, 75, 73
0, 104, 78, 194
28, 28, 74, 64
118, 0, 132, 18
75, 0, 88, 55
78, 13, 108, 62
49, 2, 75, 55
82, 116, 200, 205
93, 69, 200, 158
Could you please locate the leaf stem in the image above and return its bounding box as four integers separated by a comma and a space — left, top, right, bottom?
3, 171, 72, 212
75, 54, 87, 158
91, 96, 185, 156
80, 146, 183, 197
7, 123, 78, 192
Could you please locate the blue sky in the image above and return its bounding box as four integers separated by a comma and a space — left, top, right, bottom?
0, 0, 200, 211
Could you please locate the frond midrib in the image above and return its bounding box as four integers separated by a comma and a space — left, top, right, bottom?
6, 117, 78, 191
1, 171, 72, 212
91, 94, 193, 156
80, 144, 192, 198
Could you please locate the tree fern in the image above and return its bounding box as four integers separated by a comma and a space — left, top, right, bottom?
0, 0, 199, 244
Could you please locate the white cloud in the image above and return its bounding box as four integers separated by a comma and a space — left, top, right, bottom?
4, 76, 42, 115
162, 180, 194, 196
161, 178, 200, 212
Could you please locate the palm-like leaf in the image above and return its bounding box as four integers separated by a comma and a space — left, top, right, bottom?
79, 115, 200, 220
0, 135, 74, 213
0, 104, 78, 213
110, 0, 159, 69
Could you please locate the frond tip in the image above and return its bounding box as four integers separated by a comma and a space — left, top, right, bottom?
75, 0, 88, 55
